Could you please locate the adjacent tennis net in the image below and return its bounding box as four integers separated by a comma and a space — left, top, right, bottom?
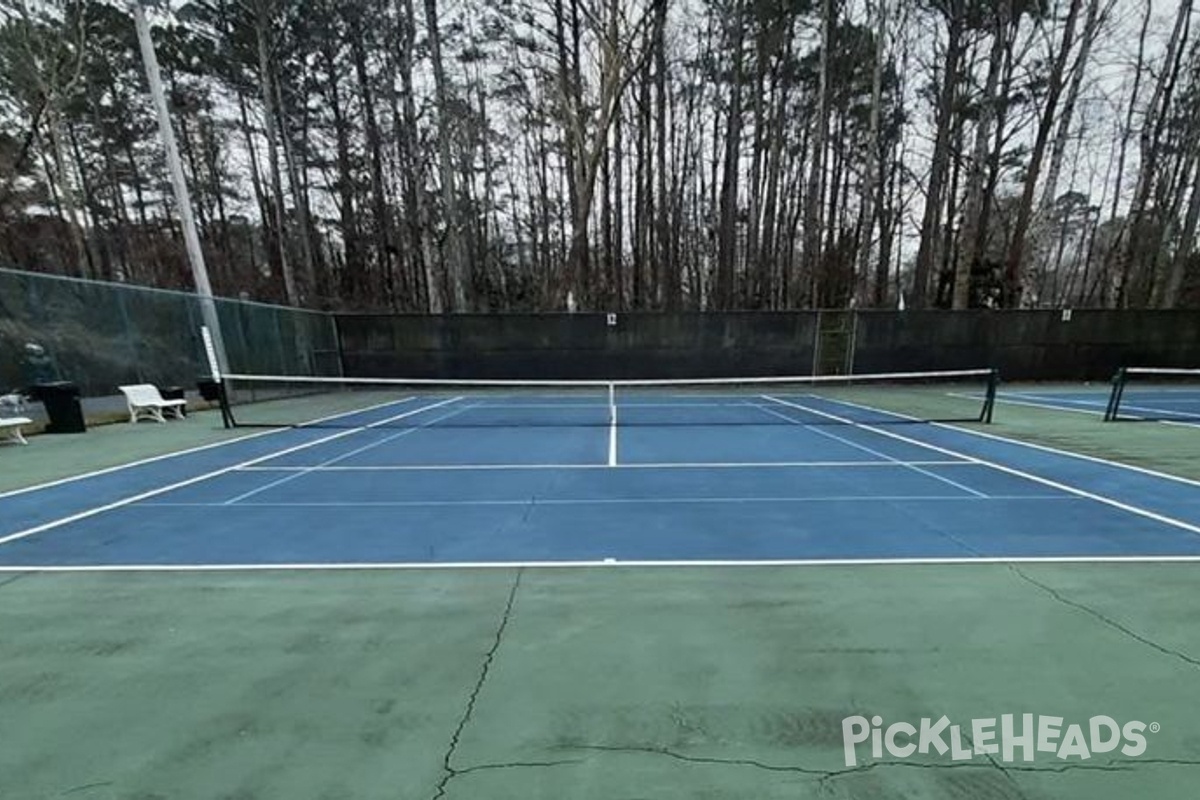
1104, 367, 1200, 423
217, 369, 998, 429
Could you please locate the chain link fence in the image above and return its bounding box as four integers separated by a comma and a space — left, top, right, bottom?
0, 268, 340, 396
7, 267, 1200, 395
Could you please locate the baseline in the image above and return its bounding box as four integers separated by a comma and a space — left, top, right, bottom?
5, 555, 1200, 572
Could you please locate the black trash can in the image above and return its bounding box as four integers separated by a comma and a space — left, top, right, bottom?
158, 386, 187, 417
31, 382, 86, 433
197, 378, 222, 402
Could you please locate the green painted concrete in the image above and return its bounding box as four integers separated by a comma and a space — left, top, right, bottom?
980, 385, 1200, 480
1, 567, 1197, 799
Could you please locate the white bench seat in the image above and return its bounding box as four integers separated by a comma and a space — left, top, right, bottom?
0, 416, 32, 445
118, 384, 187, 423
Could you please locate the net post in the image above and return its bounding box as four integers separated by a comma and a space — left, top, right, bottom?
331, 313, 347, 377
980, 368, 999, 423
1104, 367, 1127, 422
217, 378, 235, 428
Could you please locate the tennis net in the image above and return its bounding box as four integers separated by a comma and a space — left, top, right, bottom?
217, 368, 998, 429
1104, 367, 1200, 423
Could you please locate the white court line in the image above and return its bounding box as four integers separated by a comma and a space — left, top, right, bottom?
608, 386, 618, 467
961, 392, 1200, 426
1114, 402, 1200, 422
5, 554, 1200, 572
1055, 388, 1200, 421
949, 392, 1102, 416
766, 395, 1200, 537
222, 398, 469, 504
0, 398, 462, 548
1002, 392, 1106, 408
754, 401, 990, 499
139, 494, 1073, 508
466, 401, 754, 408
234, 459, 972, 471
410, 393, 775, 401
0, 395, 419, 501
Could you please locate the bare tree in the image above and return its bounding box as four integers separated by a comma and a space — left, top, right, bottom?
5, 0, 90, 276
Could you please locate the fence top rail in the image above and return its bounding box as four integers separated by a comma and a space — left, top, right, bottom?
333, 308, 1200, 319
334, 310, 823, 319
0, 266, 332, 318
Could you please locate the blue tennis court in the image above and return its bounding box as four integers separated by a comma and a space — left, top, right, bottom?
3, 389, 1199, 569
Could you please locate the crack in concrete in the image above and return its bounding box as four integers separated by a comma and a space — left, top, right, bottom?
455, 758, 586, 776
561, 741, 1181, 783
0, 572, 28, 590
1010, 565, 1200, 669
431, 740, 1200, 796
565, 742, 831, 774
60, 782, 113, 795
982, 749, 1032, 800
429, 568, 524, 800
1127, 758, 1200, 767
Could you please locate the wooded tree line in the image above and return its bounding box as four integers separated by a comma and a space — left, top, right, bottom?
0, 0, 1197, 311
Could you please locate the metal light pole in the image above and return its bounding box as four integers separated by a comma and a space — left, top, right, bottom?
133, 1, 230, 374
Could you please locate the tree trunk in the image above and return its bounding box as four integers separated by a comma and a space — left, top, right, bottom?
254, 8, 299, 305
396, 0, 440, 312
1040, 0, 1103, 212
653, 0, 674, 309
1132, 0, 1193, 306
1161, 159, 1200, 307
322, 40, 362, 304
349, 26, 396, 308
802, 0, 832, 308
954, 1, 1009, 309
273, 57, 318, 304
423, 0, 469, 310
1002, 0, 1084, 307
715, 0, 745, 310
44, 105, 89, 277
857, 0, 886, 306
912, 5, 963, 309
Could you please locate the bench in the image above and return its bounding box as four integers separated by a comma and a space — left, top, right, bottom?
118, 384, 188, 424
0, 416, 32, 445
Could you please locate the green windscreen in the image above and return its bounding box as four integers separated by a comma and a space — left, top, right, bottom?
0, 268, 339, 396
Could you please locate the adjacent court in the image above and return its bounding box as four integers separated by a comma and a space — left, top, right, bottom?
2, 377, 1200, 799
987, 368, 1200, 426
